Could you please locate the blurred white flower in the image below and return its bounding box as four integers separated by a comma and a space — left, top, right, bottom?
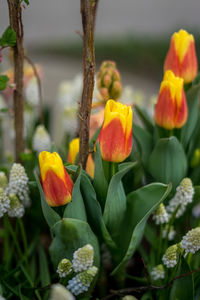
181, 227, 200, 256
49, 284, 75, 300
24, 77, 39, 107
33, 125, 51, 153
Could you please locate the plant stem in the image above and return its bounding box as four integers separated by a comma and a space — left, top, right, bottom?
7, 0, 24, 162
18, 218, 29, 270
3, 215, 10, 267
79, 0, 99, 169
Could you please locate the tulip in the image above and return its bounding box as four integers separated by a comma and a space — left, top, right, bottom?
39, 151, 73, 206
154, 70, 188, 130
67, 138, 95, 178
97, 99, 132, 162
164, 29, 198, 83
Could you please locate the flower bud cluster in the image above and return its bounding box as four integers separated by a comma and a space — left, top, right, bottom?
181, 227, 200, 256
56, 244, 98, 296
162, 244, 181, 268
97, 61, 122, 101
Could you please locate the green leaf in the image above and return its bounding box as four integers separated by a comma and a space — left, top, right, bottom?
170, 258, 194, 300
111, 182, 172, 275
93, 142, 108, 208
81, 173, 117, 249
103, 162, 137, 240
0, 26, 16, 47
38, 242, 51, 287
0, 75, 9, 91
133, 122, 153, 166
49, 218, 100, 269
181, 84, 200, 149
135, 105, 154, 134
148, 136, 187, 189
34, 171, 61, 228
64, 169, 87, 221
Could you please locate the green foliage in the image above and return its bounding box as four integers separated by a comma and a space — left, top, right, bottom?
148, 136, 187, 189
0, 75, 9, 91
0, 26, 16, 47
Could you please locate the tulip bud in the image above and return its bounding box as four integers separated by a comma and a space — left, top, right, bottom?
50, 284, 75, 300
97, 99, 132, 162
68, 138, 95, 178
164, 29, 198, 83
39, 151, 73, 207
190, 149, 200, 168
97, 61, 122, 101
154, 70, 188, 130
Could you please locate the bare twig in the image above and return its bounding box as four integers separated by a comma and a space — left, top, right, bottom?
100, 267, 200, 300
141, 258, 151, 287
24, 54, 44, 124
7, 0, 24, 162
78, 0, 99, 169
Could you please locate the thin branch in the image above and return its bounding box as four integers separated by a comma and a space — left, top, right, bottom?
78, 0, 99, 169
141, 258, 151, 287
24, 55, 44, 124
100, 267, 200, 300
7, 0, 24, 162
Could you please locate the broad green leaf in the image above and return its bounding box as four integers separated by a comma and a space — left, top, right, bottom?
93, 142, 108, 208
103, 162, 137, 240
170, 258, 194, 300
64, 169, 87, 221
0, 26, 16, 47
81, 173, 117, 249
49, 218, 100, 269
0, 75, 9, 91
111, 182, 172, 275
148, 136, 187, 189
181, 84, 200, 149
133, 122, 153, 166
38, 242, 50, 287
34, 171, 61, 228
135, 105, 154, 134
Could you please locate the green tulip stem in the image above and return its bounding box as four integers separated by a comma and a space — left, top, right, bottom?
187, 252, 193, 266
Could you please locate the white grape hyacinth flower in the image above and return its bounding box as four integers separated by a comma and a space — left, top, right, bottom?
49, 284, 75, 300
0, 188, 10, 217
151, 264, 165, 281
181, 227, 200, 256
166, 178, 194, 218
67, 266, 98, 296
72, 244, 94, 273
33, 125, 51, 153
162, 244, 180, 268
152, 203, 169, 225
7, 193, 24, 218
57, 258, 73, 278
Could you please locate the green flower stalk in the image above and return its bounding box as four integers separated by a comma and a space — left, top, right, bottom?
67, 266, 98, 296
97, 61, 122, 101
57, 259, 73, 278
49, 284, 75, 300
181, 227, 200, 255
72, 244, 94, 272
151, 264, 165, 280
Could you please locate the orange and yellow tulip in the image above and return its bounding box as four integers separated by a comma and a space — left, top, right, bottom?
164, 29, 198, 83
154, 70, 188, 130
97, 99, 132, 162
67, 138, 95, 178
39, 151, 73, 207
